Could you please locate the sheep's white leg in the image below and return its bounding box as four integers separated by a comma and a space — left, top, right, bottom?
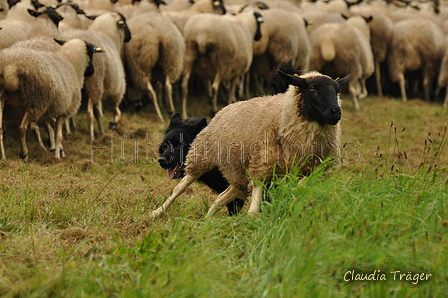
248, 182, 263, 215
19, 112, 30, 161
30, 122, 47, 151
348, 81, 360, 111
147, 80, 164, 122
227, 77, 239, 105
165, 75, 175, 114
87, 98, 96, 142
205, 185, 245, 218
45, 121, 56, 152
398, 73, 407, 102
211, 73, 222, 114
64, 118, 72, 136
359, 78, 368, 100
181, 71, 191, 118
149, 174, 199, 219
94, 101, 105, 134
54, 117, 64, 159
422, 71, 431, 102
0, 95, 5, 160
375, 59, 383, 97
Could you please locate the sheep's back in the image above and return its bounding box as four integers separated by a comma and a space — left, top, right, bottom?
0, 49, 79, 120
185, 94, 284, 190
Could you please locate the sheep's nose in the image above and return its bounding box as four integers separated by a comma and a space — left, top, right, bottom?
330, 107, 341, 117
158, 156, 167, 164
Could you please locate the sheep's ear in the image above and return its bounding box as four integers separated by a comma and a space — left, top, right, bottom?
255, 1, 269, 9
170, 113, 183, 124
27, 9, 40, 17
364, 16, 373, 23
53, 38, 66, 46
155, 0, 167, 6
277, 71, 308, 90
193, 118, 208, 134
85, 15, 97, 20
336, 74, 351, 88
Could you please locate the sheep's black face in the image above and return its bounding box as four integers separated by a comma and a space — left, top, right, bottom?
304, 76, 343, 126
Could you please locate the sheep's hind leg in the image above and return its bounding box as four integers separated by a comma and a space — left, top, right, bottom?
87, 97, 96, 142
54, 117, 65, 159
165, 75, 175, 114
30, 122, 47, 151
211, 73, 222, 114
205, 185, 246, 218
19, 112, 30, 161
94, 100, 105, 134
147, 80, 165, 122
149, 174, 199, 219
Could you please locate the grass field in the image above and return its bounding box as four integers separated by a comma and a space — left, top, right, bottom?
0, 93, 447, 297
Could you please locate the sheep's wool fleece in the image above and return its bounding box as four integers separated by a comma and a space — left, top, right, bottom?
185, 71, 341, 192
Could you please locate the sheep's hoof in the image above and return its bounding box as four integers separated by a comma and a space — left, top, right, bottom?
19, 153, 27, 160
108, 122, 117, 130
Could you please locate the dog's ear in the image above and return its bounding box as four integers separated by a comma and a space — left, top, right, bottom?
169, 113, 182, 125
193, 118, 208, 134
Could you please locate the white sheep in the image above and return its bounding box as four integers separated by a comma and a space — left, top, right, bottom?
181, 10, 265, 117
60, 11, 131, 141
388, 18, 444, 102
149, 71, 351, 218
124, 4, 185, 122
0, 39, 102, 160
162, 0, 227, 34
349, 5, 393, 97
308, 17, 374, 110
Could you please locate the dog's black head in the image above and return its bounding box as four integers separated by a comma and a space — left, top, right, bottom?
158, 113, 207, 179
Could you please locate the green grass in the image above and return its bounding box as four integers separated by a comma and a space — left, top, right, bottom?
0, 95, 447, 297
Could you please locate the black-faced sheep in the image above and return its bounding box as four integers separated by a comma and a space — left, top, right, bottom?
0, 39, 102, 160
149, 71, 350, 219
182, 10, 264, 117
388, 18, 444, 102
124, 1, 185, 122
60, 12, 131, 141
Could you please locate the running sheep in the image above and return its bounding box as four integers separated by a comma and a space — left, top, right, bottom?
0, 39, 103, 160
149, 71, 350, 219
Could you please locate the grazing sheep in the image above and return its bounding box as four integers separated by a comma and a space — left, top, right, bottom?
60, 11, 131, 141
182, 10, 265, 117
309, 18, 373, 110
388, 18, 444, 102
0, 39, 102, 160
149, 71, 351, 219
124, 7, 185, 122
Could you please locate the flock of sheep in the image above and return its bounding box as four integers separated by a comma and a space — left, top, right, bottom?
0, 0, 447, 161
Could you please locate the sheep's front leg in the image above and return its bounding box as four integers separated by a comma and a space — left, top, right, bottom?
149, 174, 199, 219
248, 182, 263, 215
211, 72, 222, 114
87, 98, 96, 142
19, 112, 30, 161
205, 185, 245, 218
398, 73, 407, 102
